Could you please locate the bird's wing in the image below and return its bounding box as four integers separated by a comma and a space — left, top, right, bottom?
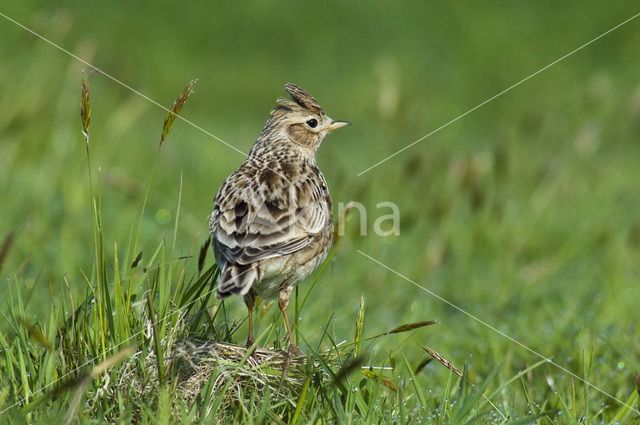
210, 164, 329, 267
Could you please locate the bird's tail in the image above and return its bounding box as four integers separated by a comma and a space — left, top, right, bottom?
215, 263, 257, 299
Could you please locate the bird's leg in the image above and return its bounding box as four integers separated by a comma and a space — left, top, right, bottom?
278, 286, 300, 356
243, 290, 256, 348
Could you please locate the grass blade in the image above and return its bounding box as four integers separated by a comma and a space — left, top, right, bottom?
0, 232, 15, 275
354, 295, 365, 357
291, 376, 311, 425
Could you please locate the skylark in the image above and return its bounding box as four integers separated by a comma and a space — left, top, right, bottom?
209, 83, 350, 354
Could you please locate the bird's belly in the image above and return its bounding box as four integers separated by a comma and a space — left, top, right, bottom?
252, 245, 329, 301
252, 257, 289, 300
252, 276, 283, 300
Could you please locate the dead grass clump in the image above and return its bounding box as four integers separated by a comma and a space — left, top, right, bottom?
117, 339, 315, 418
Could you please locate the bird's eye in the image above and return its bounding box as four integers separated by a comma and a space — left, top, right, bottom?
306, 119, 318, 128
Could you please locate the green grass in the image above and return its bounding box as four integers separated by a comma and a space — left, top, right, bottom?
2, 0, 640, 423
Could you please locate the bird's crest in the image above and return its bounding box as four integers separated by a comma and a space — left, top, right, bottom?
276, 83, 325, 116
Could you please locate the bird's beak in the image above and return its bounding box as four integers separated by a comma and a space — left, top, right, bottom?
325, 119, 351, 131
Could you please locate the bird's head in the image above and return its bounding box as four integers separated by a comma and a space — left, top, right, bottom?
262, 83, 350, 151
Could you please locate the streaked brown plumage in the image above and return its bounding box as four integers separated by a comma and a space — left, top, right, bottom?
209, 83, 350, 354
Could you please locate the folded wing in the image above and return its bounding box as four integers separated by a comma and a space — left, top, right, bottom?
210, 164, 329, 298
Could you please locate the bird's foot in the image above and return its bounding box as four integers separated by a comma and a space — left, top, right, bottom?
245, 338, 258, 358
285, 345, 303, 359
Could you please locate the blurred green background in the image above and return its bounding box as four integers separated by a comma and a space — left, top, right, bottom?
1, 0, 639, 402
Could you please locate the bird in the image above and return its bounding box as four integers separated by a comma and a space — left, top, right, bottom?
209, 83, 350, 355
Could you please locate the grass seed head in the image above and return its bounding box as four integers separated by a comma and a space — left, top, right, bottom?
160, 79, 197, 146
80, 72, 91, 137
420, 345, 462, 377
